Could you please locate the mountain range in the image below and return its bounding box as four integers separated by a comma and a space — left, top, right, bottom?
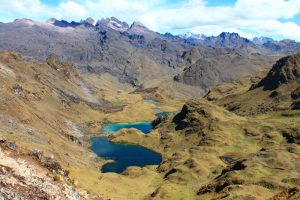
1, 17, 300, 91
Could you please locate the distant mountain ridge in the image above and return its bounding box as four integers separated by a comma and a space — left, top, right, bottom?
179, 31, 300, 54
0, 17, 300, 89
178, 31, 296, 47
252, 36, 274, 45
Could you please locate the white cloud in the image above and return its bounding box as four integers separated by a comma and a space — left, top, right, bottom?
85, 0, 155, 22
0, 0, 300, 40
56, 1, 87, 20
234, 0, 300, 20
0, 0, 44, 14
0, 0, 46, 19
138, 0, 300, 40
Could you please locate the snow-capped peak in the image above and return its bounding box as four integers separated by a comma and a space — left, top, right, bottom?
179, 32, 207, 40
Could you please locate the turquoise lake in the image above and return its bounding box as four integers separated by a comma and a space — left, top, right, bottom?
91, 121, 161, 173
102, 121, 153, 134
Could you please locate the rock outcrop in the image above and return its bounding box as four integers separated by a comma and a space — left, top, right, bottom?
252, 53, 300, 90
0, 146, 86, 200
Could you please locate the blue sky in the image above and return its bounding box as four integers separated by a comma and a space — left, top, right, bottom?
1, 0, 300, 41
40, 0, 238, 7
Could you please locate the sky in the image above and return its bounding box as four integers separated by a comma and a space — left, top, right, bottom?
1, 0, 300, 41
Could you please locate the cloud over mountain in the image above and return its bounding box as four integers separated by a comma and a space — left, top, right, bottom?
1, 0, 300, 40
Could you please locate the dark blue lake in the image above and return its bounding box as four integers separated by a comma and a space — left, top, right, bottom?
90, 137, 162, 173
91, 121, 161, 173
102, 122, 153, 134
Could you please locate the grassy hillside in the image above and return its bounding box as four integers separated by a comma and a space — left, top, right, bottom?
1, 50, 299, 199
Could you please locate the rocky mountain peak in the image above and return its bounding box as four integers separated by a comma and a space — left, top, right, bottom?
96, 17, 129, 32
14, 18, 33, 23
179, 32, 207, 40
46, 18, 57, 24
47, 18, 95, 28
252, 36, 273, 45
46, 18, 80, 27
130, 21, 145, 28
128, 21, 154, 35
199, 32, 253, 50
218, 32, 244, 40
251, 53, 300, 90
80, 17, 96, 26
13, 18, 38, 26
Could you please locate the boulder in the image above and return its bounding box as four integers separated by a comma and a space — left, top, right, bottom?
28, 149, 44, 160
0, 136, 6, 143
291, 87, 300, 99
7, 141, 17, 151
291, 101, 300, 110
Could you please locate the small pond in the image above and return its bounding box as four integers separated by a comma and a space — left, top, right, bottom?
143, 99, 156, 103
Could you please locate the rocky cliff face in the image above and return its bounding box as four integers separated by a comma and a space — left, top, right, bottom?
0, 143, 101, 199
205, 53, 300, 115
252, 53, 300, 90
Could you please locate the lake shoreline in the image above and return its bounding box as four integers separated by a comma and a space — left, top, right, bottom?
90, 121, 163, 173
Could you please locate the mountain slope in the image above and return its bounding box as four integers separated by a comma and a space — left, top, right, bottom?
252, 54, 300, 90
206, 53, 300, 115
174, 47, 279, 88
0, 50, 135, 186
